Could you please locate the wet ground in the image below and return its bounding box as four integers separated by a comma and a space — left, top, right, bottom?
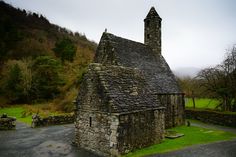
0, 121, 236, 157
0, 122, 98, 157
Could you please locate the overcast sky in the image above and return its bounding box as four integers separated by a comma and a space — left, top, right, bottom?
6, 0, 236, 69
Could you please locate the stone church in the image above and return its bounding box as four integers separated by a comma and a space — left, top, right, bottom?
75, 7, 184, 156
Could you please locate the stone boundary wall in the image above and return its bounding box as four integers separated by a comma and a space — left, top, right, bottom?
0, 114, 16, 130
31, 114, 75, 128
185, 109, 236, 127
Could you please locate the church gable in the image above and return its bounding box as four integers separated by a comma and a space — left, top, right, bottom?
77, 63, 162, 113
94, 32, 181, 93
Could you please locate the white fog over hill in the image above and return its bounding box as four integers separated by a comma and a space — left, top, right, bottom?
173, 67, 201, 78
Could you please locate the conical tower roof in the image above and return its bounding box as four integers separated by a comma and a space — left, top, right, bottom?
145, 7, 161, 19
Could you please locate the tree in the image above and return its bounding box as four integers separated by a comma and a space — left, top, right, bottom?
197, 45, 236, 111
53, 38, 77, 62
17, 58, 33, 102
0, 15, 21, 63
222, 46, 236, 111
0, 59, 33, 103
31, 56, 63, 100
3, 63, 23, 103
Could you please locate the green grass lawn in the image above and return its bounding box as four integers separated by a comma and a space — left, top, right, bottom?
124, 125, 236, 157
185, 98, 220, 109
0, 105, 71, 125
0, 106, 32, 124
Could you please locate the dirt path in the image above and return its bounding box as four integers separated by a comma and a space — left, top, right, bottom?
0, 122, 98, 157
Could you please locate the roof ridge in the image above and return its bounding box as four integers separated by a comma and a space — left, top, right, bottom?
102, 32, 150, 48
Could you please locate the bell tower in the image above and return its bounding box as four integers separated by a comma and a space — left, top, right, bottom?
144, 7, 162, 54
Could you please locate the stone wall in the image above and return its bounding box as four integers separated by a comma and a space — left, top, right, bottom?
158, 94, 185, 128
0, 114, 16, 130
75, 63, 170, 156
75, 109, 165, 157
117, 109, 165, 155
31, 114, 75, 128
185, 109, 236, 127
75, 111, 113, 156
144, 7, 162, 54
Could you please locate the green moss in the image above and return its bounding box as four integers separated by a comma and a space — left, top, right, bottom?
124, 125, 236, 157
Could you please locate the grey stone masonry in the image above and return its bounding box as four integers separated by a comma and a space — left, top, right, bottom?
75, 64, 165, 156
158, 94, 185, 128
93, 7, 184, 129
144, 7, 162, 54
94, 32, 181, 94
0, 114, 16, 130
75, 6, 185, 157
76, 63, 162, 113
31, 114, 75, 128
185, 109, 236, 127
117, 109, 165, 154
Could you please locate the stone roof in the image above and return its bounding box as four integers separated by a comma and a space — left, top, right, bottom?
94, 33, 181, 94
79, 63, 162, 113
145, 7, 161, 20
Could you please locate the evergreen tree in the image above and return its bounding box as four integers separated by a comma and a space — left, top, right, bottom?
53, 38, 77, 62
32, 56, 63, 100
4, 64, 23, 102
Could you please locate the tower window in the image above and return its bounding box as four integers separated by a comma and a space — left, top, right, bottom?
89, 117, 92, 127
147, 34, 150, 39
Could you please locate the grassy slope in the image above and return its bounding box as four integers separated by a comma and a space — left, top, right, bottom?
0, 1, 96, 110
124, 125, 236, 157
185, 98, 220, 109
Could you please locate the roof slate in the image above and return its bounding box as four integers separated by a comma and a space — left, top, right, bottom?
88, 63, 162, 113
94, 33, 181, 93
145, 7, 161, 19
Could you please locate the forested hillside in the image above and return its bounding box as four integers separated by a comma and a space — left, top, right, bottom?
0, 1, 96, 111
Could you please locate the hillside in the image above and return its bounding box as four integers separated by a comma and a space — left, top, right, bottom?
0, 1, 96, 111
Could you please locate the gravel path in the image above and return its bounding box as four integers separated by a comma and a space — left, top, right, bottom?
0, 122, 98, 157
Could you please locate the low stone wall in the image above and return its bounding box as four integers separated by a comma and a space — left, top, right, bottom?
31, 114, 75, 128
185, 108, 236, 127
0, 114, 16, 130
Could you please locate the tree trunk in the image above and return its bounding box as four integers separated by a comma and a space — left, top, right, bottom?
192, 90, 195, 108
